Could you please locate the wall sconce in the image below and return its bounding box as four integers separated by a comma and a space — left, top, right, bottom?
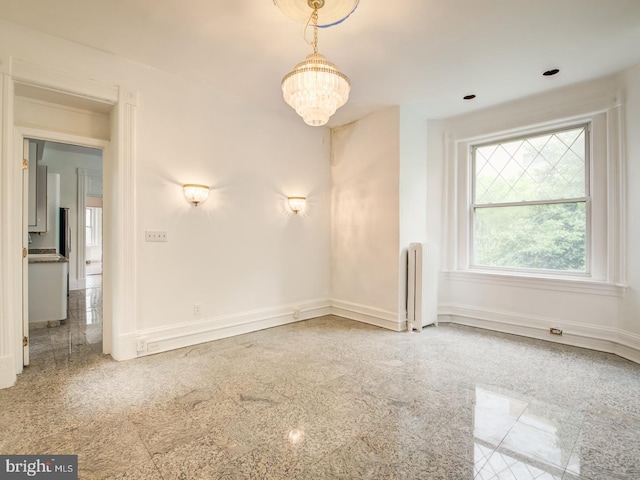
288, 196, 306, 214
183, 184, 210, 206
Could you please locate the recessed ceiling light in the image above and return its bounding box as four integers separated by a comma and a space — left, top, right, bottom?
543, 68, 560, 76
463, 94, 476, 100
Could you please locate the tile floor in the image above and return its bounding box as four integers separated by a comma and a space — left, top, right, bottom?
26, 275, 103, 371
2, 291, 639, 479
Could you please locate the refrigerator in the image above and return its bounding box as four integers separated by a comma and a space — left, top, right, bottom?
59, 208, 71, 295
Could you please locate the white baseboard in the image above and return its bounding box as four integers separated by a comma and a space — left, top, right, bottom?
0, 355, 17, 389
111, 332, 138, 362
331, 299, 405, 332
112, 298, 405, 361
439, 304, 640, 364
616, 330, 640, 364
122, 299, 332, 359
81, 297, 640, 367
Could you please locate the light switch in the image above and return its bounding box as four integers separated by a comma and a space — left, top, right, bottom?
145, 230, 167, 242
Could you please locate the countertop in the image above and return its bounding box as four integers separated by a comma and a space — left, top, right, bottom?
28, 248, 69, 264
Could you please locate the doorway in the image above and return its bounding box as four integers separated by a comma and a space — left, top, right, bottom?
24, 139, 104, 367
0, 65, 138, 387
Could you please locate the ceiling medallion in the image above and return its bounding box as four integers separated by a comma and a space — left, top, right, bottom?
274, 0, 359, 27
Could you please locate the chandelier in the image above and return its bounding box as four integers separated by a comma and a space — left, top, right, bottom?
281, 0, 351, 127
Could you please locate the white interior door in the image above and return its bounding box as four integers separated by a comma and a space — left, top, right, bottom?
22, 138, 30, 366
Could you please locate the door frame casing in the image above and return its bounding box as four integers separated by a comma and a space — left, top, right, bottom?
77, 168, 103, 290
0, 56, 138, 386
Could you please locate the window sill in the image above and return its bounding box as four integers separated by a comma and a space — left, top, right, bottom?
442, 270, 627, 298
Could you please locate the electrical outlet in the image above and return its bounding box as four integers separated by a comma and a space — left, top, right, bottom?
293, 308, 300, 319
145, 230, 168, 242
550, 327, 563, 336
194, 304, 202, 316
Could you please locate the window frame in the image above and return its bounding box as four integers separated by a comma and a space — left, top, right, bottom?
86, 207, 94, 246
447, 110, 616, 286
468, 123, 592, 276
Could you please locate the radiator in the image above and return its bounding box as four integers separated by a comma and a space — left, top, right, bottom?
407, 243, 437, 332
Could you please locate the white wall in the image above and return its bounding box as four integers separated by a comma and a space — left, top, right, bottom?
399, 107, 428, 316
330, 107, 433, 330
435, 69, 640, 362
331, 108, 401, 328
619, 63, 640, 337
134, 80, 331, 333
0, 18, 331, 371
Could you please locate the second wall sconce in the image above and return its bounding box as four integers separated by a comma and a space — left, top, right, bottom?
288, 196, 307, 214
183, 184, 210, 206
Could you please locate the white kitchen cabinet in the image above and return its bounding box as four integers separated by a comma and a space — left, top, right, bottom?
28, 256, 68, 323
28, 140, 48, 233
29, 164, 48, 233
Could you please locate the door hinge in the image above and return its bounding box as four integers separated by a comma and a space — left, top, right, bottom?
22, 247, 27, 258
22, 158, 29, 170
23, 336, 28, 347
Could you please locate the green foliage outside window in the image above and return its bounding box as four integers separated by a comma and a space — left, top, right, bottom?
474, 203, 586, 271
472, 126, 588, 272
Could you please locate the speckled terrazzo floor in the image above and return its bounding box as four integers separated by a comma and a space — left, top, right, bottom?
2, 288, 639, 479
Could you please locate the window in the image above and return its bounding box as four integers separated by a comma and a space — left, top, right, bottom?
446, 94, 623, 292
471, 125, 588, 273
85, 207, 102, 247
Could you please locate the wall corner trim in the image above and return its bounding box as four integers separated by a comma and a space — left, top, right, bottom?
331, 299, 405, 331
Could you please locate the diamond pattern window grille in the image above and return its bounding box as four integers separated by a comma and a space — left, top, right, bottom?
474, 126, 586, 205
471, 125, 589, 272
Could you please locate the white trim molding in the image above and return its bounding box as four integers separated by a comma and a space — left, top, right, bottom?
126, 299, 407, 360
129, 299, 332, 359
0, 58, 137, 388
616, 330, 640, 365
76, 168, 102, 291
439, 304, 640, 364
331, 299, 405, 331
10, 58, 118, 105
1, 70, 21, 377
442, 271, 627, 298
109, 92, 137, 360
76, 168, 88, 290
443, 78, 626, 287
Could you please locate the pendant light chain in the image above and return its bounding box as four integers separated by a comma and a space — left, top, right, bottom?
312, 9, 318, 54
304, 7, 320, 54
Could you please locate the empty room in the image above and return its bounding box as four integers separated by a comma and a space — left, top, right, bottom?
0, 1, 639, 479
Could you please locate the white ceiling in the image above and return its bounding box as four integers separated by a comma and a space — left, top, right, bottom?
1, 0, 639, 127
